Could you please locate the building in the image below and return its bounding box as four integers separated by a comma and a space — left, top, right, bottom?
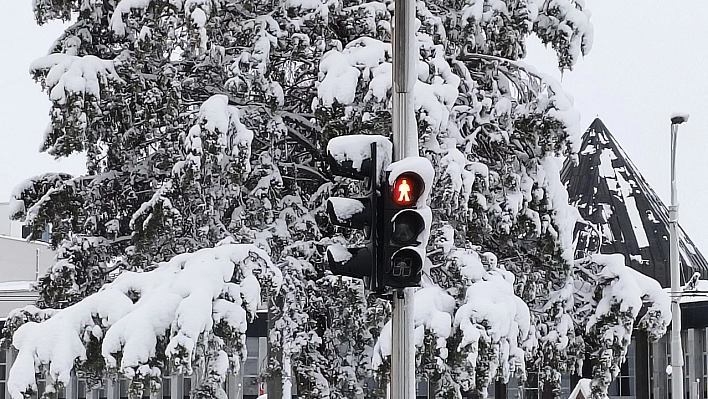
0, 202, 56, 399
560, 118, 708, 399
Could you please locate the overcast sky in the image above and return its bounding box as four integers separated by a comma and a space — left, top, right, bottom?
1, 1, 707, 251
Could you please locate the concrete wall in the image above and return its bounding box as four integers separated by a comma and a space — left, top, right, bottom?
0, 235, 54, 319
0, 284, 38, 318
0, 203, 23, 238
0, 236, 53, 283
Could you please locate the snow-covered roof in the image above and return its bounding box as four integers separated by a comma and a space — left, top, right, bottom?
0, 281, 34, 292
0, 234, 51, 247
561, 118, 708, 288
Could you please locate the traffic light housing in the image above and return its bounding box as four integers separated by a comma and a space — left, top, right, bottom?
382, 158, 433, 288
325, 136, 392, 292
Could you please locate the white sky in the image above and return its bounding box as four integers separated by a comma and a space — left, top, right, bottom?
1, 1, 707, 251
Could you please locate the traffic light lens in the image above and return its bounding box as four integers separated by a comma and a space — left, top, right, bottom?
394, 179, 412, 205
389, 248, 423, 285
392, 173, 424, 206
391, 210, 424, 245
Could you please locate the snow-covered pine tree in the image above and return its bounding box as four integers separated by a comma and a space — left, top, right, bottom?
7, 0, 385, 397
7, 0, 669, 399
313, 0, 593, 397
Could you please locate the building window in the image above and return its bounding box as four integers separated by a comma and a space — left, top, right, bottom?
182, 376, 191, 399
506, 372, 539, 399
609, 339, 636, 397
162, 377, 171, 399
120, 378, 129, 399
1, 349, 6, 399
243, 337, 261, 398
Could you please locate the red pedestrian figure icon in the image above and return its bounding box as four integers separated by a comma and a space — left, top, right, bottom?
397, 179, 411, 203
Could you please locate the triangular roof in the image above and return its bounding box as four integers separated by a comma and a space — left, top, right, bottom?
561, 118, 708, 287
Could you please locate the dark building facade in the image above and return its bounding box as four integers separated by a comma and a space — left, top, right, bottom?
558, 119, 708, 399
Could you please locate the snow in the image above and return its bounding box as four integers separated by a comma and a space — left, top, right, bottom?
536, 157, 582, 264
414, 286, 455, 343
326, 243, 352, 263
317, 37, 391, 107
8, 244, 281, 399
326, 134, 392, 184
374, 247, 532, 388
669, 280, 708, 304
327, 197, 364, 221
30, 54, 124, 105
175, 94, 254, 178
598, 147, 650, 248
568, 378, 591, 399
586, 254, 670, 340
0, 281, 35, 292
110, 0, 183, 36
615, 171, 649, 248
670, 112, 690, 123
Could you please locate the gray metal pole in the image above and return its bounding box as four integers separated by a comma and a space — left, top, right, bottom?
391, 0, 417, 397
670, 114, 688, 399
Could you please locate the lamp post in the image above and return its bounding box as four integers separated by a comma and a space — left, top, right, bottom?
670, 113, 689, 399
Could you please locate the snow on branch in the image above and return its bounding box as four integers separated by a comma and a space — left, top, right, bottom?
533, 0, 593, 70
30, 53, 123, 105
175, 94, 254, 180
576, 253, 670, 397
7, 243, 282, 399
316, 37, 391, 107
8, 173, 74, 222
110, 0, 215, 52
585, 254, 670, 340
373, 248, 532, 396
453, 250, 531, 390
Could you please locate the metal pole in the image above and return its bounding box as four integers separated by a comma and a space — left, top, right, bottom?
670, 114, 688, 399
391, 0, 417, 397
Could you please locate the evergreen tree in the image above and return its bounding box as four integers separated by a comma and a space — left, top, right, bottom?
4, 1, 671, 399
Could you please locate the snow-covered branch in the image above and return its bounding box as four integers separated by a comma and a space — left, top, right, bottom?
7, 243, 282, 399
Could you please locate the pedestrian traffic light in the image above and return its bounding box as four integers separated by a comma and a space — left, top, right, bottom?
324, 135, 392, 291
383, 158, 433, 288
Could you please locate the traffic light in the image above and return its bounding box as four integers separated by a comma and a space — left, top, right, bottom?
325, 135, 392, 291
383, 157, 433, 288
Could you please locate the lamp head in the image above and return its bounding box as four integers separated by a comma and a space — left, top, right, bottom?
671, 113, 690, 125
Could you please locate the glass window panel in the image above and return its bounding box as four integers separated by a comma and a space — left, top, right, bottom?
0, 366, 5, 380
162, 378, 171, 399
183, 377, 191, 399
527, 372, 538, 387
416, 380, 428, 396
57, 385, 66, 399
243, 377, 259, 396
0, 382, 5, 399
120, 379, 129, 399
77, 381, 87, 399
246, 338, 259, 358
244, 359, 259, 376
98, 387, 106, 399
0, 350, 5, 363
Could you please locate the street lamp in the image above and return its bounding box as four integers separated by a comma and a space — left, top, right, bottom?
670, 113, 689, 399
